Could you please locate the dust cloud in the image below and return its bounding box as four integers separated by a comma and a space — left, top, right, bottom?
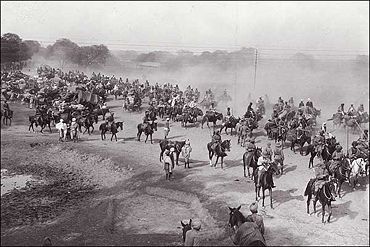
29, 54, 369, 120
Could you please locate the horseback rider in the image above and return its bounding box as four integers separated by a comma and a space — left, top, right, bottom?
337, 103, 345, 116
263, 143, 273, 161
329, 144, 344, 172
225, 107, 232, 122
314, 130, 326, 154
348, 141, 361, 161
298, 99, 304, 108
288, 97, 294, 107
297, 123, 304, 141
357, 104, 365, 116
313, 159, 334, 201
256, 150, 276, 188
246, 202, 265, 236
306, 98, 313, 108
347, 104, 356, 117
273, 142, 284, 174
211, 129, 222, 151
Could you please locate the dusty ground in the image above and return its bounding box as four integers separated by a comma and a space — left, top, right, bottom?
1, 97, 369, 246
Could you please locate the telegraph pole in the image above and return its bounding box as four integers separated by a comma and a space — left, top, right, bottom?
253, 49, 258, 91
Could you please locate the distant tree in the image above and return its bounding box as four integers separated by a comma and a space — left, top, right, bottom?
1, 33, 40, 63
46, 38, 80, 68
77, 44, 110, 67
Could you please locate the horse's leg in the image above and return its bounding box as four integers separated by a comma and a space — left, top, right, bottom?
327, 203, 332, 223
262, 188, 265, 208
321, 203, 325, 223
270, 188, 273, 209
48, 123, 52, 133
221, 157, 224, 169
150, 134, 153, 144
214, 156, 219, 168
255, 185, 259, 201
307, 195, 311, 215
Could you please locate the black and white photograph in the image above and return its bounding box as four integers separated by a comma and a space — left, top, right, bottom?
1, 1, 369, 246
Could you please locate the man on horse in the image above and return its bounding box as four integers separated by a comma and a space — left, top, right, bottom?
298, 99, 305, 108
313, 130, 326, 155
313, 159, 334, 201
306, 98, 313, 108
337, 103, 345, 116
263, 143, 273, 161
349, 141, 361, 161
211, 129, 222, 151
347, 104, 356, 117
274, 142, 284, 174
329, 145, 344, 173
357, 104, 365, 117
246, 202, 265, 236
225, 107, 232, 122
256, 150, 276, 188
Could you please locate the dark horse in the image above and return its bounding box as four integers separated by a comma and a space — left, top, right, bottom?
220, 117, 240, 135
137, 121, 157, 144
291, 133, 311, 155
243, 148, 262, 178
253, 162, 279, 208
207, 140, 231, 169
305, 144, 332, 169
326, 159, 351, 198
28, 114, 52, 133
99, 121, 123, 141
180, 219, 192, 243
228, 206, 266, 246
81, 114, 98, 135
304, 178, 337, 223
201, 111, 223, 129
159, 139, 186, 166
2, 109, 13, 126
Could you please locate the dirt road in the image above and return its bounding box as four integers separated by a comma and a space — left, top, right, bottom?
1, 97, 369, 246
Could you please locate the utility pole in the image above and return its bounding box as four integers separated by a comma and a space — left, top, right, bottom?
253, 49, 258, 91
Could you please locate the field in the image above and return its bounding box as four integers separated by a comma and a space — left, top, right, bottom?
1, 97, 369, 246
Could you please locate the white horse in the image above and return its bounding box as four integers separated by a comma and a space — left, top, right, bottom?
349, 158, 367, 189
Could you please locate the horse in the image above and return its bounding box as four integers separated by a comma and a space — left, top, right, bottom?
327, 158, 351, 198
264, 121, 276, 139
304, 178, 337, 223
93, 108, 110, 120
349, 158, 367, 190
253, 162, 279, 208
207, 140, 231, 169
180, 219, 192, 243
305, 144, 332, 169
290, 133, 311, 155
28, 114, 52, 133
137, 121, 157, 144
2, 109, 13, 126
99, 121, 124, 141
159, 140, 186, 166
81, 115, 97, 135
201, 111, 223, 129
227, 206, 266, 246
220, 117, 240, 135
243, 148, 262, 178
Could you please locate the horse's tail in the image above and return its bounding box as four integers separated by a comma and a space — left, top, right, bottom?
304, 179, 314, 196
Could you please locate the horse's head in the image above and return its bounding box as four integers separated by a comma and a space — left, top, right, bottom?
228, 205, 243, 229
268, 161, 280, 175
222, 140, 231, 152
181, 219, 192, 242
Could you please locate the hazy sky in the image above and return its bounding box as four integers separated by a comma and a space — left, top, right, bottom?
1, 1, 368, 55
